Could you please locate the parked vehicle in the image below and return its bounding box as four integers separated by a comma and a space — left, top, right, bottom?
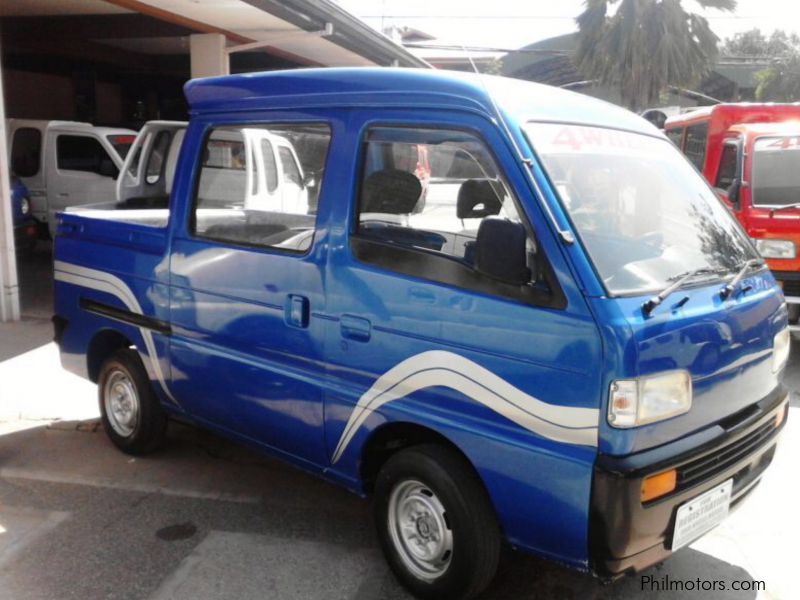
7, 119, 136, 237
10, 175, 38, 252
53, 69, 788, 600
665, 104, 800, 327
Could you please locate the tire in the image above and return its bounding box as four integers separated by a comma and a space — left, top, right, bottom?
98, 348, 167, 455
374, 444, 501, 600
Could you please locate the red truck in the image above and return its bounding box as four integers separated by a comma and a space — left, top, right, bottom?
666, 104, 800, 326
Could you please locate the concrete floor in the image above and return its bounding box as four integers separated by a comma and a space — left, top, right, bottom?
1, 246, 798, 600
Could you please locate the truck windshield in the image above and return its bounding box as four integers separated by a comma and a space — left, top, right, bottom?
752, 136, 800, 206
525, 122, 758, 296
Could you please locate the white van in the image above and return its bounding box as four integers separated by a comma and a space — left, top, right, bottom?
7, 119, 136, 236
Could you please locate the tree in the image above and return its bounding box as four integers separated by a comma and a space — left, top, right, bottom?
719, 29, 800, 101
755, 56, 800, 101
575, 0, 736, 111
722, 29, 800, 58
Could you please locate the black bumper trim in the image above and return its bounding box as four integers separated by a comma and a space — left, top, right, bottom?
590, 386, 787, 578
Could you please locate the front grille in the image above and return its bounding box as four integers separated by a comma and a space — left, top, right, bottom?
676, 419, 776, 489
781, 279, 800, 297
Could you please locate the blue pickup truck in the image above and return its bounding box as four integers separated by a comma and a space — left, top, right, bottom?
53, 68, 789, 600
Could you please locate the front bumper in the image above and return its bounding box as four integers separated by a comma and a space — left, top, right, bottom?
590, 386, 787, 578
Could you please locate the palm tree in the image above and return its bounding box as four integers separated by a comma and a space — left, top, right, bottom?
575, 0, 736, 111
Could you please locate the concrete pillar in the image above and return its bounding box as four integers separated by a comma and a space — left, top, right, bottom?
190, 33, 229, 79
0, 44, 21, 322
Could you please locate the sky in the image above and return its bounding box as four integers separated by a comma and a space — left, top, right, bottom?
334, 0, 800, 52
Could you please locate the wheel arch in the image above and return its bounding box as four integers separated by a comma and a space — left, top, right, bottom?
86, 328, 136, 382
358, 421, 493, 503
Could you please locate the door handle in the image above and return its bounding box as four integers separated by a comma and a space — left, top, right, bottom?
285, 294, 310, 328
340, 314, 371, 342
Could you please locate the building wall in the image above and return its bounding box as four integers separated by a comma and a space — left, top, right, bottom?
3, 68, 75, 120
2, 68, 126, 125
95, 80, 123, 125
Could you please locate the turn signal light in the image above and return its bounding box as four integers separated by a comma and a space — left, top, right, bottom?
641, 469, 677, 503
776, 404, 788, 428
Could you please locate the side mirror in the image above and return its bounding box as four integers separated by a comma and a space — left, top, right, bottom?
302, 171, 316, 189
474, 218, 531, 285
727, 179, 741, 209
98, 159, 118, 179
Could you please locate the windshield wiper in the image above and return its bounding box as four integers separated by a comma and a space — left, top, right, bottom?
642, 267, 721, 316
720, 259, 764, 300
769, 203, 800, 217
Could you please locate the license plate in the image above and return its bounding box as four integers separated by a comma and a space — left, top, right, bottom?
671, 479, 732, 551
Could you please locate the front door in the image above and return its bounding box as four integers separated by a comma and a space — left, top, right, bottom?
46, 132, 119, 231
168, 119, 333, 465
323, 113, 602, 562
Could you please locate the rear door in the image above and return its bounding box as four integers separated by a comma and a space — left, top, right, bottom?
168, 118, 334, 465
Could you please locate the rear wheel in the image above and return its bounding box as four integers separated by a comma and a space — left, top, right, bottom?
98, 349, 167, 455
374, 444, 501, 600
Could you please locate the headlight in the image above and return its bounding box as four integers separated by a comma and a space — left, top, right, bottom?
20, 197, 30, 216
773, 328, 790, 373
609, 371, 692, 428
753, 238, 796, 259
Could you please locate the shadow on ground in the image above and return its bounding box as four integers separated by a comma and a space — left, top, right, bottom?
0, 419, 762, 600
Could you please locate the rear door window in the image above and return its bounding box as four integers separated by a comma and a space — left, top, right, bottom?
665, 127, 684, 150
192, 123, 331, 253
684, 123, 709, 170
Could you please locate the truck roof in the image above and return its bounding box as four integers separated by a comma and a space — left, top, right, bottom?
184, 67, 659, 138
664, 103, 800, 129
728, 122, 800, 137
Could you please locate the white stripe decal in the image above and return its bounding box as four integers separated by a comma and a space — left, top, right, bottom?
331, 350, 599, 463
54, 261, 179, 407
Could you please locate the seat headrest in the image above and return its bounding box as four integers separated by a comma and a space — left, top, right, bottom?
457, 179, 503, 219
361, 169, 422, 215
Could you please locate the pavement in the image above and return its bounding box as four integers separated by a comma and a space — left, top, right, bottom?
1, 246, 799, 600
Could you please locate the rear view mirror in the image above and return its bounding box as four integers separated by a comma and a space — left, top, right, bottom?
474, 218, 531, 286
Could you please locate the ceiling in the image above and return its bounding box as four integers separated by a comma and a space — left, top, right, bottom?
0, 0, 427, 68
0, 0, 131, 17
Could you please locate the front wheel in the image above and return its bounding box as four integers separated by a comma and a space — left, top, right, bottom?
374, 444, 501, 600
98, 349, 167, 455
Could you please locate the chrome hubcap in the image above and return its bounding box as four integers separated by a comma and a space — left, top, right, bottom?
388, 480, 453, 581
103, 369, 139, 437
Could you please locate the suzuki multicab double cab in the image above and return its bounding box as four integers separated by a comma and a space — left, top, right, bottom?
53, 69, 789, 600
665, 104, 800, 327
